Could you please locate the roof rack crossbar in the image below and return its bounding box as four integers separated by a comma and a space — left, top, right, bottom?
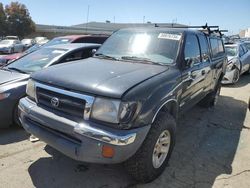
154, 23, 227, 37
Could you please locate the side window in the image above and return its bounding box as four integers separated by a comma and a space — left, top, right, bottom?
239, 45, 245, 57
210, 38, 219, 58
198, 34, 210, 62
64, 50, 85, 62
184, 34, 201, 65
217, 39, 224, 56
58, 48, 98, 64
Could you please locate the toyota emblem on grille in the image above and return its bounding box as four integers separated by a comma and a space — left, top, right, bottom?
51, 97, 60, 107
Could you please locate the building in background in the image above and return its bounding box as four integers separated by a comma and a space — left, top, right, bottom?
34, 22, 186, 38
239, 28, 250, 38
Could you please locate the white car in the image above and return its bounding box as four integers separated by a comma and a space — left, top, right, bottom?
0, 40, 24, 54
222, 43, 250, 84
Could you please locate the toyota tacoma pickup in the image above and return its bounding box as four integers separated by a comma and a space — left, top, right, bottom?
19, 26, 227, 182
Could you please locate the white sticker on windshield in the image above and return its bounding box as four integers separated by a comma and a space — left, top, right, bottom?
158, 33, 181, 40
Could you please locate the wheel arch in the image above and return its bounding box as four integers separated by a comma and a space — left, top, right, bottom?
151, 99, 178, 124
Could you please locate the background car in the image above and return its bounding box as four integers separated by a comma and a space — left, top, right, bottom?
34, 36, 48, 44
223, 42, 250, 84
0, 43, 100, 128
21, 38, 36, 50
244, 41, 250, 50
5, 36, 19, 40
43, 34, 109, 47
0, 39, 24, 54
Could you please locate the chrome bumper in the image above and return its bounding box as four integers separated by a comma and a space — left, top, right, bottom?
18, 97, 137, 146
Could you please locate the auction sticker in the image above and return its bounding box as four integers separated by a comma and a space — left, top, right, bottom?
158, 33, 181, 40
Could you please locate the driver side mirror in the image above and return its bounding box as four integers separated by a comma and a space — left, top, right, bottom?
185, 57, 194, 68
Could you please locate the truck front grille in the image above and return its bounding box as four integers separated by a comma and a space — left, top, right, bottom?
36, 87, 86, 118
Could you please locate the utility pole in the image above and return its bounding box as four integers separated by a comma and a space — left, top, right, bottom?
86, 5, 90, 33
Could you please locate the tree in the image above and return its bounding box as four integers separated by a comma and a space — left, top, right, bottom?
0, 3, 7, 37
5, 2, 35, 38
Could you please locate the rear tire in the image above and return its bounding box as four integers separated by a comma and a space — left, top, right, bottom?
199, 82, 221, 108
125, 112, 176, 183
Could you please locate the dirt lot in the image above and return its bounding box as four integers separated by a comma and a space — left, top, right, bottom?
0, 75, 250, 188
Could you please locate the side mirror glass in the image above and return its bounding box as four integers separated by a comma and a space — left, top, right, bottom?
185, 57, 194, 68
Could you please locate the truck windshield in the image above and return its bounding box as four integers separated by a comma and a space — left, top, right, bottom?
7, 48, 67, 73
95, 30, 182, 65
225, 46, 237, 57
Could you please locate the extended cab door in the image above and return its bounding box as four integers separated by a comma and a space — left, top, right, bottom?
180, 33, 212, 110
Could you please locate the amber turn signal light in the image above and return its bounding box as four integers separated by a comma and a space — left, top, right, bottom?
102, 145, 115, 158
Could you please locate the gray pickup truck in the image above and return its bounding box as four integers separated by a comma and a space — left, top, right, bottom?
19, 26, 227, 182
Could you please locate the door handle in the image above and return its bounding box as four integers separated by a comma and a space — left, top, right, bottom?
201, 70, 206, 75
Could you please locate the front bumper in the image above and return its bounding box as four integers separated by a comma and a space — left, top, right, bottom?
222, 69, 236, 84
19, 97, 150, 164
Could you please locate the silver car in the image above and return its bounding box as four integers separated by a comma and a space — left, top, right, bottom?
0, 39, 24, 54
222, 43, 250, 84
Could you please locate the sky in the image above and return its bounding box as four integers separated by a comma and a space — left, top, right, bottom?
1, 0, 250, 34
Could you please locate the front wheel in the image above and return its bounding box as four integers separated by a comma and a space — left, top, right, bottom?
13, 104, 21, 127
125, 112, 176, 183
232, 68, 240, 84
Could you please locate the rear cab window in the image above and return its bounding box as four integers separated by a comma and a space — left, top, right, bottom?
197, 34, 210, 62
210, 37, 225, 59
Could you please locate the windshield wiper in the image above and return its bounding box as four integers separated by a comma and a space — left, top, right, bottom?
94, 53, 119, 61
7, 67, 29, 74
121, 56, 166, 66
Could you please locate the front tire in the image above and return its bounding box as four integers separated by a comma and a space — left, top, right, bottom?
232, 67, 240, 84
125, 112, 176, 183
13, 104, 21, 127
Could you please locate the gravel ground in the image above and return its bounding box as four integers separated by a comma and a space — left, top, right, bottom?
0, 74, 250, 188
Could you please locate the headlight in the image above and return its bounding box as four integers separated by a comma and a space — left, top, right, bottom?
91, 98, 120, 123
26, 79, 36, 100
91, 98, 138, 125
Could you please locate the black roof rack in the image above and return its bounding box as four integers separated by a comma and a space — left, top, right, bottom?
154, 23, 228, 37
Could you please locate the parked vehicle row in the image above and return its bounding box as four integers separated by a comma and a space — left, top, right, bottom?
0, 39, 24, 54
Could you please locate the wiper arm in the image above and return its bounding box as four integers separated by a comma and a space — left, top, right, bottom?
7, 67, 29, 74
94, 53, 119, 61
121, 56, 165, 65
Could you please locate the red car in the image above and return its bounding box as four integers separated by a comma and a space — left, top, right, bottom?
43, 35, 109, 47
0, 53, 23, 65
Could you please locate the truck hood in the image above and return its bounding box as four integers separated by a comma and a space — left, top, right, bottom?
0, 69, 29, 86
32, 58, 169, 98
